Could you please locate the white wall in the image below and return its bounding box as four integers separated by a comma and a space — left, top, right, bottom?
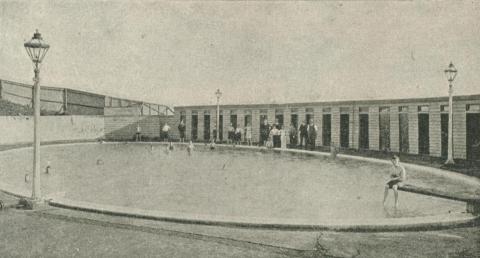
0, 116, 104, 145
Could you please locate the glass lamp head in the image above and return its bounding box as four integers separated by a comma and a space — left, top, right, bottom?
24, 29, 50, 64
444, 62, 457, 83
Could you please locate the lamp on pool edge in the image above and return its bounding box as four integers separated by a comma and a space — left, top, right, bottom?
24, 29, 50, 200
444, 62, 457, 165
215, 89, 222, 142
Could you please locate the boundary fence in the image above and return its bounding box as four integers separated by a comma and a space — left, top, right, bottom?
0, 79, 173, 116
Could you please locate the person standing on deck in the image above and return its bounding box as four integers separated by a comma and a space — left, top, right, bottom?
234, 127, 242, 146
245, 122, 252, 146
298, 120, 307, 149
135, 123, 142, 142
227, 123, 235, 144
162, 122, 171, 142
289, 123, 297, 147
212, 125, 217, 143
271, 125, 281, 148
260, 119, 270, 147
178, 120, 186, 143
280, 127, 287, 149
306, 119, 318, 151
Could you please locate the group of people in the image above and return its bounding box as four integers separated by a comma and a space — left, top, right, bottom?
227, 124, 244, 145
136, 118, 319, 150
259, 119, 285, 148
289, 119, 318, 150
259, 118, 318, 150
210, 122, 253, 146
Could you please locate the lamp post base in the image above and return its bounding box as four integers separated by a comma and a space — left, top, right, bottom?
19, 197, 46, 210
444, 159, 455, 165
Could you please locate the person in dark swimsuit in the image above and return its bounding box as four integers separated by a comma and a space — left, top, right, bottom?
383, 155, 406, 208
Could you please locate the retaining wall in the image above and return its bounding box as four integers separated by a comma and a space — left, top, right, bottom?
0, 116, 104, 145
104, 115, 178, 140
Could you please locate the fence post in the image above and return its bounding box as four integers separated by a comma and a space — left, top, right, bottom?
0, 79, 3, 99
63, 88, 68, 114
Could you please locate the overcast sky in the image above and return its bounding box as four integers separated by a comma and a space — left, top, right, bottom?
0, 1, 479, 107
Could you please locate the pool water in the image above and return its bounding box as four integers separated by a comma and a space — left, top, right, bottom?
0, 143, 474, 222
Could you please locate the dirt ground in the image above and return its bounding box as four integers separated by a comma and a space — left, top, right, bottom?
0, 192, 479, 258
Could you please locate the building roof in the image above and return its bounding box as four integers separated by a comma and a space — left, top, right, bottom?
174, 94, 480, 110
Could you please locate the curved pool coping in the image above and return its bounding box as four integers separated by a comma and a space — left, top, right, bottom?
0, 141, 479, 232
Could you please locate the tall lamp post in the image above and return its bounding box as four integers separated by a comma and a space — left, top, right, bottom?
444, 62, 457, 165
215, 89, 222, 142
24, 30, 50, 200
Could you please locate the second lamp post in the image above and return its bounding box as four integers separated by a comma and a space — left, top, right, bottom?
444, 62, 457, 165
215, 89, 222, 142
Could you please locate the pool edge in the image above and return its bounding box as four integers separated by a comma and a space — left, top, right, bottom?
1, 141, 479, 232
46, 196, 478, 232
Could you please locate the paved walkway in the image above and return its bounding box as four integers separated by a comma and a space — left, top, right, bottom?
0, 193, 300, 258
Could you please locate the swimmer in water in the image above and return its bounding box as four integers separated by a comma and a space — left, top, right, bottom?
209, 139, 216, 150
165, 142, 174, 154
187, 141, 194, 155
45, 161, 51, 174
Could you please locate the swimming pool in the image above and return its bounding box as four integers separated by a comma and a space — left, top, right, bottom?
0, 143, 478, 226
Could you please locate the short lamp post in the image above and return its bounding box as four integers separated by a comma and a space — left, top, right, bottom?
444, 62, 457, 165
215, 89, 222, 142
24, 30, 50, 200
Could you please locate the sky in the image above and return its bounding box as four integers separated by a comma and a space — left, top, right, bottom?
0, 1, 479, 107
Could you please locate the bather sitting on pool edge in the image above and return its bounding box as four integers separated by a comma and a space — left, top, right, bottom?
383, 155, 406, 208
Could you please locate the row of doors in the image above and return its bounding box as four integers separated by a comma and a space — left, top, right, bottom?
361, 113, 480, 161
332, 112, 479, 162
192, 114, 248, 141
191, 114, 223, 141
191, 113, 430, 152
188, 113, 480, 162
